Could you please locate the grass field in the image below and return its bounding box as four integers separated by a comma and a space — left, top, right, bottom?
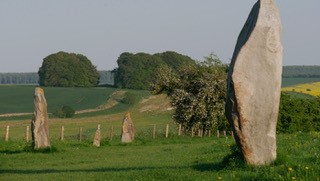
0, 85, 118, 114
0, 85, 320, 180
0, 132, 319, 180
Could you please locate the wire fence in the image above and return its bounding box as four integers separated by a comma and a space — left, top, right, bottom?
1, 123, 234, 144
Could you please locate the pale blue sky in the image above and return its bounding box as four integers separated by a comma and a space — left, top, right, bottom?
0, 0, 319, 72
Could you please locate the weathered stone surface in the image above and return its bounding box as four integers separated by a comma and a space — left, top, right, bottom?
121, 112, 135, 143
93, 124, 101, 147
226, 0, 282, 165
31, 87, 51, 149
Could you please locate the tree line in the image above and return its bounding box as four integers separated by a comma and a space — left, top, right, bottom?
0, 73, 39, 84
283, 65, 320, 78
0, 71, 114, 85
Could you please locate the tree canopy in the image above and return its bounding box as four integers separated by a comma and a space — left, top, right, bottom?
152, 53, 228, 132
38, 51, 99, 87
114, 51, 196, 90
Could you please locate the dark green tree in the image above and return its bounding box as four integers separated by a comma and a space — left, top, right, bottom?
114, 51, 196, 90
38, 51, 99, 87
154, 51, 196, 70
114, 52, 166, 90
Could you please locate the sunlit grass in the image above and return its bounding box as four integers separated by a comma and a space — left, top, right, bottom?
0, 132, 319, 180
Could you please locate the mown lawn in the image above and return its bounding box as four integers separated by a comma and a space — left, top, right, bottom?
0, 132, 319, 181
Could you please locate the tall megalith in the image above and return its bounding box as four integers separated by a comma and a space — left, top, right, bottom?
225, 0, 282, 165
121, 112, 135, 143
31, 87, 51, 149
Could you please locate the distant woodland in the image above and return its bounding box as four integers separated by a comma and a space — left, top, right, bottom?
282, 66, 320, 78
0, 71, 114, 85
1, 65, 319, 85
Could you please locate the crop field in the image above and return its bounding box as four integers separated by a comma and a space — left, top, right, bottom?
0, 85, 119, 114
282, 82, 320, 97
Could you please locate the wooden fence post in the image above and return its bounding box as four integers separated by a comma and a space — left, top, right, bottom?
217, 130, 220, 138
79, 127, 82, 143
25, 126, 30, 142
223, 130, 226, 138
5, 125, 9, 142
191, 127, 194, 138
61, 126, 65, 141
165, 124, 169, 138
153, 124, 156, 139
208, 130, 211, 137
110, 126, 114, 141
178, 124, 182, 136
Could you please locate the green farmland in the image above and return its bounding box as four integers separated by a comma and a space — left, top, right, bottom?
0, 85, 319, 180
0, 85, 118, 114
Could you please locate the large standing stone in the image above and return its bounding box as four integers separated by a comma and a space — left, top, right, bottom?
121, 112, 135, 143
225, 0, 282, 165
31, 87, 51, 149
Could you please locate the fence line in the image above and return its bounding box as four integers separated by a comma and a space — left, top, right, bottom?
2, 123, 233, 142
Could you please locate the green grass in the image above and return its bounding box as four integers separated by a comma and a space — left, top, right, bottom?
0, 85, 117, 114
1, 85, 319, 180
0, 132, 319, 180
282, 77, 320, 87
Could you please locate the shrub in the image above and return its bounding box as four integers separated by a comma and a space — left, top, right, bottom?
121, 92, 137, 105
62, 106, 75, 118
53, 105, 75, 118
277, 93, 320, 133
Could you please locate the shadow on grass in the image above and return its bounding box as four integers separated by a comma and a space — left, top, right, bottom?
193, 144, 246, 172
0, 145, 58, 155
0, 166, 188, 175
0, 150, 24, 154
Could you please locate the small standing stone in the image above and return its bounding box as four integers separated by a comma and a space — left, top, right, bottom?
93, 124, 101, 147
121, 112, 135, 143
31, 87, 51, 149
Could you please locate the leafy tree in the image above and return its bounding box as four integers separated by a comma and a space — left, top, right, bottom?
114, 51, 196, 90
38, 51, 99, 87
154, 51, 196, 70
152, 53, 228, 132
114, 52, 166, 90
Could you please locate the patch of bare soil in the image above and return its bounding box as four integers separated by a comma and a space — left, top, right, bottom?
0, 113, 33, 118
139, 94, 173, 113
